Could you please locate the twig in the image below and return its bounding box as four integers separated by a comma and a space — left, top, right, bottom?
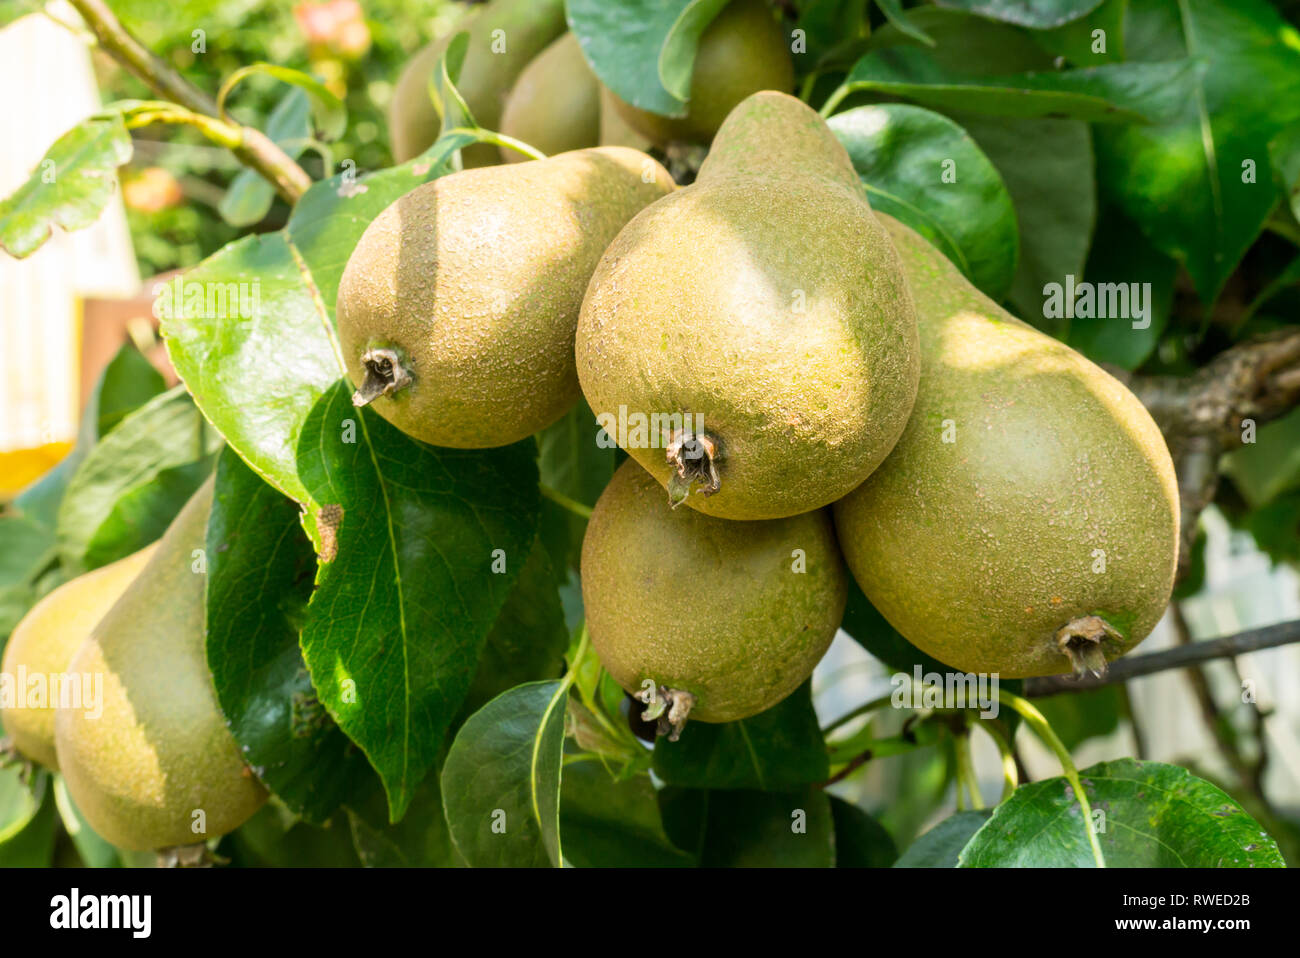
68, 0, 311, 203
1024, 619, 1300, 695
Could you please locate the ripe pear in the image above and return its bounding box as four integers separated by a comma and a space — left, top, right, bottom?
338, 147, 675, 449
0, 544, 157, 769
55, 478, 267, 850
499, 33, 600, 163
389, 0, 567, 166
598, 86, 652, 153
833, 214, 1180, 679
582, 460, 847, 734
609, 0, 794, 146
576, 91, 919, 520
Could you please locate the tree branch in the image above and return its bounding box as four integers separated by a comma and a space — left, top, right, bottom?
1023, 619, 1300, 696
1113, 327, 1300, 580
68, 0, 312, 203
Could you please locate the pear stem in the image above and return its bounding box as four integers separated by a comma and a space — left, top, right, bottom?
819, 82, 851, 118
540, 484, 594, 520
352, 348, 413, 407
665, 429, 720, 509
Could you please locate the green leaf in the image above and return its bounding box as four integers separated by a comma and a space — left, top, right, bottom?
223, 64, 346, 141
837, 46, 1193, 123
560, 762, 694, 867
220, 89, 312, 228
160, 133, 466, 507
297, 382, 540, 820
934, 0, 1105, 29
830, 103, 1019, 298
0, 516, 55, 589
0, 113, 132, 258
659, 786, 835, 866
228, 805, 361, 867
1094, 0, 1300, 301
652, 682, 829, 790
536, 398, 615, 572
55, 386, 219, 574
874, 0, 935, 47
0, 769, 57, 867
346, 777, 464, 867
52, 776, 121, 868
441, 680, 569, 867
830, 796, 897, 866
960, 759, 1286, 866
1223, 406, 1300, 508
431, 31, 477, 139
207, 447, 374, 824
461, 536, 569, 717
1066, 203, 1176, 368
1269, 121, 1300, 224
15, 343, 165, 533
1033, 0, 1126, 64
893, 810, 992, 866
795, 0, 877, 71
568, 0, 704, 117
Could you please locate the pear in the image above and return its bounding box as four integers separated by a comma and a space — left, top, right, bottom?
833, 214, 1180, 679
0, 544, 157, 769
55, 478, 267, 850
609, 0, 794, 146
499, 34, 601, 163
598, 86, 652, 153
576, 91, 919, 520
582, 461, 846, 735
338, 147, 674, 449
389, 0, 566, 166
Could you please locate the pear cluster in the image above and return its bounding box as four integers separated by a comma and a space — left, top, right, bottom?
347, 80, 1180, 735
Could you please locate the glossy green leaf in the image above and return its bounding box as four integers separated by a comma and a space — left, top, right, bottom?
874, 0, 935, 46
652, 681, 828, 790
228, 805, 361, 867
830, 796, 897, 866
568, 0, 703, 117
1066, 203, 1176, 367
207, 447, 374, 824
1270, 121, 1300, 223
560, 762, 694, 867
0, 113, 132, 258
830, 103, 1018, 298
160, 133, 466, 507
837, 46, 1193, 123
659, 787, 835, 867
841, 579, 954, 675
0, 517, 54, 589
536, 399, 615, 573
1094, 0, 1300, 301
55, 386, 219, 574
220, 89, 312, 228
297, 382, 540, 820
441, 680, 569, 867
934, 0, 1105, 29
893, 810, 991, 866
795, 0, 876, 71
960, 759, 1286, 866
432, 31, 477, 139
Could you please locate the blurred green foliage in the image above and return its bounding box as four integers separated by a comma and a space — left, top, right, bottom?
99, 0, 459, 275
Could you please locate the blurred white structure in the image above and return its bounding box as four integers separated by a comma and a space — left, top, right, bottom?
0, 3, 139, 492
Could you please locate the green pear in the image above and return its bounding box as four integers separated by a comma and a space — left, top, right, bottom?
55, 478, 267, 850
834, 214, 1180, 678
389, 0, 567, 166
598, 86, 652, 152
0, 544, 157, 769
609, 0, 794, 146
582, 461, 846, 734
338, 147, 674, 449
499, 33, 601, 163
576, 91, 919, 519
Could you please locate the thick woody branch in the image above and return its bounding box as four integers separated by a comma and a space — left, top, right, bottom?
1111, 327, 1300, 580
68, 0, 312, 203
1024, 619, 1300, 696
